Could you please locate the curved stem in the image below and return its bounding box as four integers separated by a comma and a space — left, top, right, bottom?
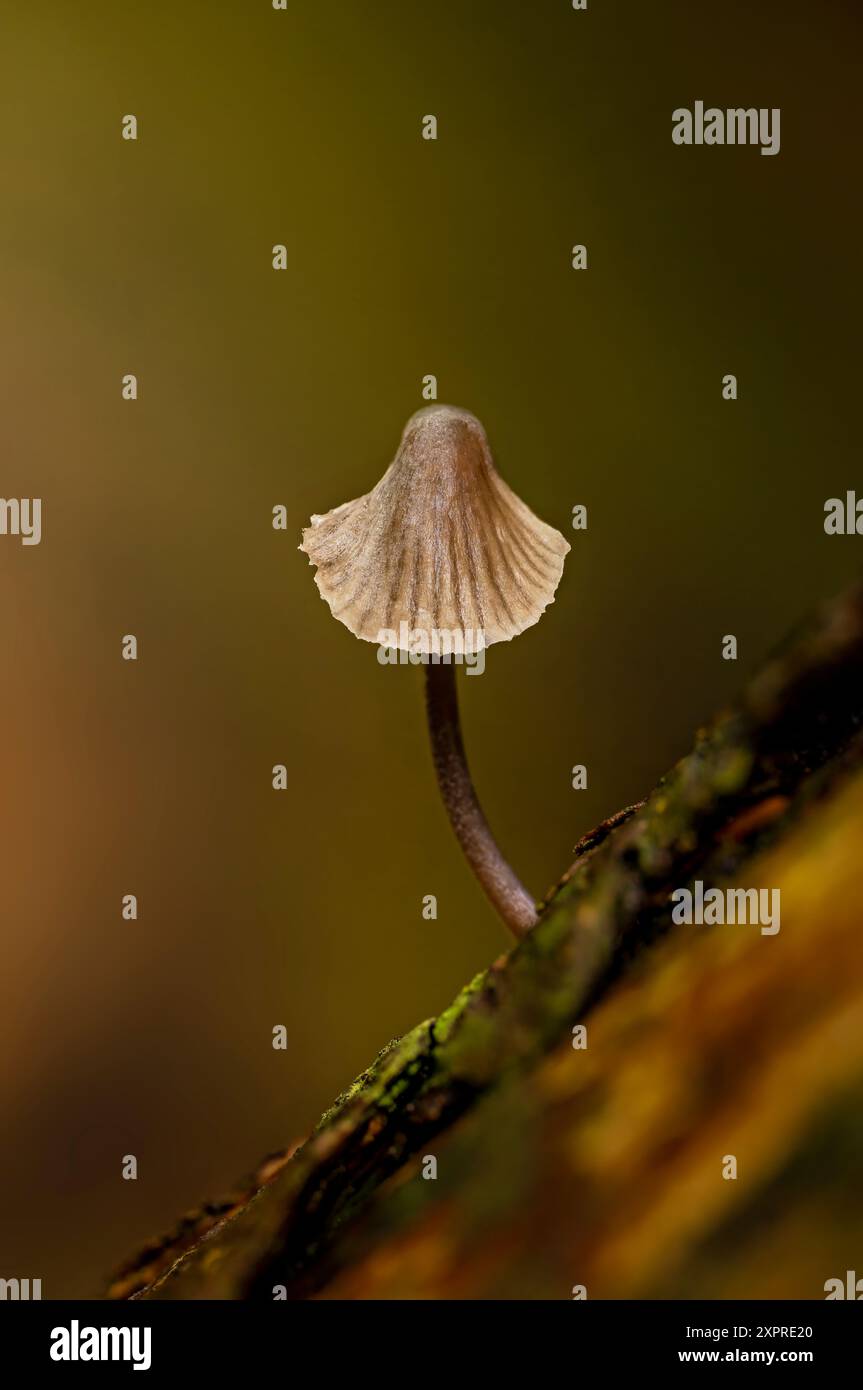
423, 661, 538, 938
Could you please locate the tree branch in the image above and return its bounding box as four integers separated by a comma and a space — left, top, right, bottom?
108, 580, 863, 1300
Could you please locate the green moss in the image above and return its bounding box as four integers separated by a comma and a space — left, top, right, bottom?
315, 1021, 433, 1130
432, 971, 488, 1047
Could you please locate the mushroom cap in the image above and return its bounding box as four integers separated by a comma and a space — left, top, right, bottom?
300, 404, 570, 655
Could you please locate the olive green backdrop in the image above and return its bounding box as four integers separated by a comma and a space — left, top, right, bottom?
0, 0, 859, 1295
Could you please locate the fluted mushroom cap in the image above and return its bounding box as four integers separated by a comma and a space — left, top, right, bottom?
300, 405, 570, 654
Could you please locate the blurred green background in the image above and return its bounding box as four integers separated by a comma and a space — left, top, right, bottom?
0, 0, 859, 1297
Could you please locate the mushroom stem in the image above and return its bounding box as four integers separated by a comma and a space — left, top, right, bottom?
423, 661, 538, 938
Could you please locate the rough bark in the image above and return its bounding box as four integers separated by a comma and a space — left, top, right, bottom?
108, 580, 863, 1300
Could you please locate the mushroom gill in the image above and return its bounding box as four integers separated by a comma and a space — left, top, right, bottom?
300, 405, 570, 653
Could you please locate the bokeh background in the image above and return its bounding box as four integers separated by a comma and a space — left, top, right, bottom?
0, 0, 860, 1297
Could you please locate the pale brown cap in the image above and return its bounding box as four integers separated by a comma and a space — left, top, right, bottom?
300, 405, 570, 654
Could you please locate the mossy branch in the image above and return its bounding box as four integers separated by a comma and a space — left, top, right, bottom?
108, 581, 863, 1300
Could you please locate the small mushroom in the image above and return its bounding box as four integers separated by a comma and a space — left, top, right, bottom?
300, 404, 570, 938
